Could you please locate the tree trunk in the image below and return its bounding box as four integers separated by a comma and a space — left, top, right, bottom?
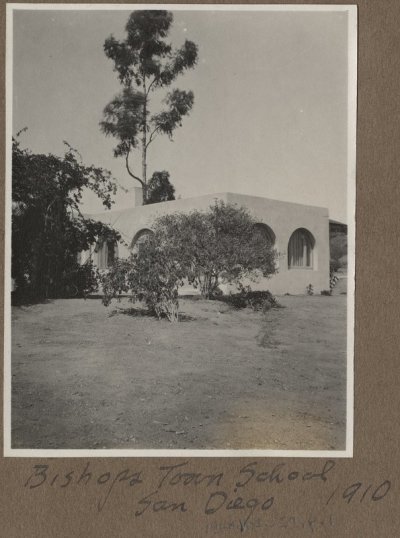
141, 78, 147, 204
141, 135, 147, 203
199, 273, 220, 299
200, 273, 212, 299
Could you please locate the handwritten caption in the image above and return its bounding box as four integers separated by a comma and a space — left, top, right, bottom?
23, 460, 391, 531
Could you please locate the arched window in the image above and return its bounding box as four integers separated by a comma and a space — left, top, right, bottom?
253, 223, 276, 246
288, 228, 315, 269
130, 228, 154, 252
96, 240, 118, 270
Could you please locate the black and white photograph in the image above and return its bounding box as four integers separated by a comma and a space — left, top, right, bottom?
5, 4, 356, 456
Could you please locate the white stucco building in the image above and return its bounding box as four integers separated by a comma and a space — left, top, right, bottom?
83, 191, 330, 295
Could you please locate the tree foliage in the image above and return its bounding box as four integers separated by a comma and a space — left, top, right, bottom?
100, 10, 198, 202
152, 201, 278, 298
145, 170, 175, 204
330, 232, 347, 269
12, 135, 120, 302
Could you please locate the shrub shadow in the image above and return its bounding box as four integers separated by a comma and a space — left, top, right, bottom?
177, 314, 197, 322
12, 296, 54, 307
109, 307, 196, 322
109, 307, 153, 318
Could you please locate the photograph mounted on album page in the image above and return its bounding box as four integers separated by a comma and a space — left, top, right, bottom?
3, 2, 399, 538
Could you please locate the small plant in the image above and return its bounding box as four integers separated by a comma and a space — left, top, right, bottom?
227, 293, 248, 309
306, 284, 314, 296
329, 262, 340, 292
225, 284, 281, 312
330, 274, 339, 292
321, 289, 332, 296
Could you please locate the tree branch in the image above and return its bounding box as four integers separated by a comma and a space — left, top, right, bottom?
72, 204, 88, 222
125, 147, 144, 186
146, 77, 157, 96
146, 127, 159, 149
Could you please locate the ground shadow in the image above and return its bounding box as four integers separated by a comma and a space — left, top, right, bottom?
177, 314, 197, 322
109, 306, 196, 322
11, 296, 54, 307
109, 307, 153, 318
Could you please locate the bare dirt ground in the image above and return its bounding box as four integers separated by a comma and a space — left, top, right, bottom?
11, 294, 347, 450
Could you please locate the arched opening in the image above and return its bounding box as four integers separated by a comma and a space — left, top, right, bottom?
96, 239, 118, 270
253, 223, 276, 246
288, 228, 315, 269
130, 228, 154, 252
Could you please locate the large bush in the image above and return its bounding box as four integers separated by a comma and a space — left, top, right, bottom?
151, 201, 277, 299
101, 201, 277, 321
101, 238, 185, 322
12, 135, 119, 303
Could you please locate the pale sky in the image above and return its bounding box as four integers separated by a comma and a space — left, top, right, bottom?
13, 8, 350, 222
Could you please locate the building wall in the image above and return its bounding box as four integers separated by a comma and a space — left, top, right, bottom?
84, 193, 330, 295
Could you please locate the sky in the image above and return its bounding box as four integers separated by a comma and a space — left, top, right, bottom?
12, 7, 351, 222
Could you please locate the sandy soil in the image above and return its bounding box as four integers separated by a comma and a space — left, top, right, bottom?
11, 294, 347, 450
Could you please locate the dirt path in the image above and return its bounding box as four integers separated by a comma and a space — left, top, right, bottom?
11, 295, 347, 450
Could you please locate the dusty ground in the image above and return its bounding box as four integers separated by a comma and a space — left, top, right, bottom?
11, 294, 347, 450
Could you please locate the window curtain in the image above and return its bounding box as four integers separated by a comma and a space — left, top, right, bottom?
289, 231, 312, 268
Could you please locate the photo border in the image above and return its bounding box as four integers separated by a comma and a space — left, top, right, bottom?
3, 3, 357, 458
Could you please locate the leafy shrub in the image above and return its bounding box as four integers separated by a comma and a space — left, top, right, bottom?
226, 293, 248, 309
63, 261, 99, 298
101, 259, 131, 305
12, 135, 118, 303
101, 236, 184, 322
330, 274, 339, 292
151, 201, 277, 299
329, 263, 340, 292
321, 289, 332, 296
225, 285, 281, 312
